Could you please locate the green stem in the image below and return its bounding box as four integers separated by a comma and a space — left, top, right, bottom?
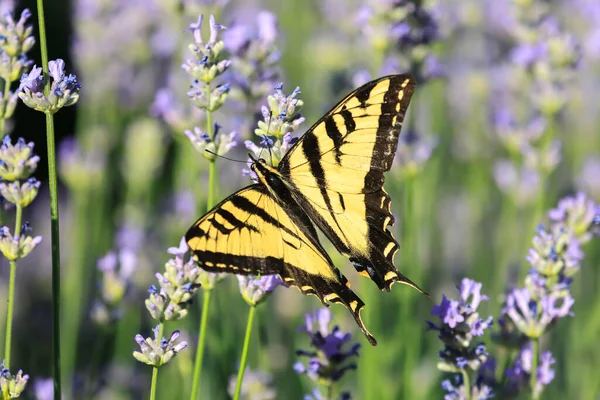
189, 289, 212, 400
0, 76, 11, 138
36, 1, 62, 398
531, 339, 539, 399
3, 205, 23, 368
205, 81, 217, 212
189, 81, 219, 399
207, 161, 216, 211
150, 367, 159, 400
461, 369, 471, 400
401, 175, 414, 399
149, 323, 165, 400
233, 305, 257, 400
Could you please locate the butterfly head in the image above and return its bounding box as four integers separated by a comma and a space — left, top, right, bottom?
248, 153, 285, 191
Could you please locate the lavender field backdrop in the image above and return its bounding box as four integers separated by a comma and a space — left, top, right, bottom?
0, 0, 599, 399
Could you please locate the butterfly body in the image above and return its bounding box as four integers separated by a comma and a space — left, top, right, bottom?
186, 75, 425, 345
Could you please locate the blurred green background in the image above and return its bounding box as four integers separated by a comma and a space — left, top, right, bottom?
1, 0, 600, 399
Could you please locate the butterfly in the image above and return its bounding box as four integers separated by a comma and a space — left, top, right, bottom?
186, 74, 426, 345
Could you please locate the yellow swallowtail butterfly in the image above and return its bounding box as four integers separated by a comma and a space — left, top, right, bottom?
186, 75, 426, 345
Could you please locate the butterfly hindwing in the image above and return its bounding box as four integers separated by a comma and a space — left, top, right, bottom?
185, 185, 377, 345
279, 75, 423, 293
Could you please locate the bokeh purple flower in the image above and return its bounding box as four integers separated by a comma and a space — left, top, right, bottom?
294, 308, 360, 395
224, 10, 282, 116
429, 279, 493, 397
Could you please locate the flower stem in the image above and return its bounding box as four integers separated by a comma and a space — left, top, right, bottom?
150, 367, 159, 400
189, 289, 212, 400
0, 77, 10, 138
189, 81, 219, 399
233, 305, 257, 400
149, 323, 165, 400
461, 369, 471, 400
207, 161, 216, 210
205, 81, 217, 212
3, 205, 23, 369
36, 0, 62, 398
531, 339, 539, 399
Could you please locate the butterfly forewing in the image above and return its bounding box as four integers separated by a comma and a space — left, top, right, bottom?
278, 75, 424, 293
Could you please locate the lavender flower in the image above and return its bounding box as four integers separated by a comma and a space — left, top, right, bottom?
32, 377, 54, 400
548, 192, 599, 243
0, 136, 39, 181
145, 237, 204, 321
244, 84, 304, 174
58, 136, 106, 192
133, 325, 188, 367
492, 161, 540, 207
493, 193, 598, 398
503, 344, 556, 398
358, 0, 443, 81
441, 374, 493, 400
226, 368, 277, 400
0, 225, 42, 261
304, 388, 351, 400
576, 156, 600, 200
0, 8, 34, 137
429, 279, 493, 398
0, 9, 35, 58
294, 308, 360, 391
500, 192, 599, 341
182, 14, 231, 89
0, 362, 29, 398
18, 59, 81, 114
185, 123, 238, 161
0, 178, 40, 207
491, 5, 580, 201
253, 84, 304, 140
224, 11, 282, 111
395, 130, 437, 178
151, 86, 205, 134
237, 275, 284, 307
91, 248, 137, 324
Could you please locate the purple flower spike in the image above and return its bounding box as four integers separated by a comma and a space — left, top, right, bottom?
295, 308, 360, 391
429, 279, 493, 397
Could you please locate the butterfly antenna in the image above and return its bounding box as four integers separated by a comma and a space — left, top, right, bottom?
204, 149, 247, 163
264, 110, 274, 164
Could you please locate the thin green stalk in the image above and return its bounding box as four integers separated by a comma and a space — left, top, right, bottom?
531, 339, 539, 399
207, 161, 216, 210
461, 370, 471, 400
0, 77, 10, 137
233, 305, 257, 400
150, 367, 159, 400
401, 175, 414, 399
149, 323, 165, 400
35, 1, 62, 398
3, 205, 23, 368
189, 289, 212, 399
189, 82, 219, 399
